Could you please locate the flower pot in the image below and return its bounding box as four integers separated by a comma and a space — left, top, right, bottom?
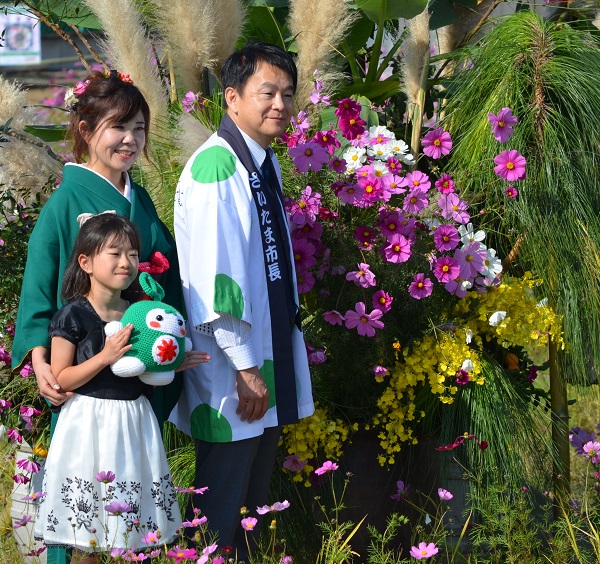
10, 442, 46, 563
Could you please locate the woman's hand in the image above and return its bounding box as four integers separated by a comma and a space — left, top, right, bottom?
175, 350, 210, 372
31, 346, 73, 406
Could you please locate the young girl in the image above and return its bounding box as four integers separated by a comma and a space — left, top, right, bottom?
35, 214, 188, 562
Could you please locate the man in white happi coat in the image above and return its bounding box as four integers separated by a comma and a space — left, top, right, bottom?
171, 41, 314, 552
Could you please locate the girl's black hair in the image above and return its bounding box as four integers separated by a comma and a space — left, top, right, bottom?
61, 214, 141, 302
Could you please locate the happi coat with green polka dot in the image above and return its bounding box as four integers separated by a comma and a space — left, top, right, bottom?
170, 132, 314, 443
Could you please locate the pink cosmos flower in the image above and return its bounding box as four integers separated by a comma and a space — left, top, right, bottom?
488, 107, 518, 143
312, 129, 340, 154
181, 515, 208, 527
405, 170, 431, 192
95, 470, 116, 483
21, 491, 46, 501
410, 542, 439, 560
345, 302, 384, 337
455, 242, 487, 279
314, 460, 339, 475
256, 500, 290, 514
283, 455, 307, 472
17, 457, 41, 474
432, 256, 460, 284
166, 546, 197, 561
288, 141, 330, 173
402, 189, 428, 214
323, 310, 345, 326
346, 263, 376, 288
438, 488, 454, 500
373, 365, 388, 378
493, 149, 526, 181
14, 515, 33, 529
288, 185, 321, 227
382, 173, 407, 194
142, 530, 161, 544
438, 193, 470, 224
241, 517, 258, 531
7, 428, 23, 443
357, 173, 384, 204
583, 441, 600, 464
291, 111, 310, 134
104, 501, 132, 515
505, 185, 518, 198
0, 346, 11, 364
292, 238, 316, 272
280, 557, 293, 564
372, 289, 393, 313
174, 485, 209, 494
0, 398, 13, 413
181, 91, 204, 113
19, 363, 33, 377
433, 224, 460, 252
408, 273, 434, 300
383, 234, 411, 264
435, 173, 455, 193
421, 128, 452, 159
308, 348, 327, 364
445, 277, 472, 298
338, 182, 365, 205
197, 543, 219, 564
296, 270, 315, 294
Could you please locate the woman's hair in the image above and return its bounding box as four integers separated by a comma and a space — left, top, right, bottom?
68, 70, 151, 163
61, 213, 142, 301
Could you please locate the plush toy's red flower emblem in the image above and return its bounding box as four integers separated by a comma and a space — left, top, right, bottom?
156, 338, 178, 363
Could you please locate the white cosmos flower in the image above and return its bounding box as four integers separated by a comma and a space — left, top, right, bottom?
483, 248, 503, 279
371, 160, 390, 177
368, 124, 394, 142
458, 222, 485, 246
342, 147, 367, 173
400, 152, 416, 166
489, 311, 507, 326
465, 328, 473, 344
366, 142, 390, 160
461, 359, 474, 372
385, 138, 409, 155
537, 297, 548, 307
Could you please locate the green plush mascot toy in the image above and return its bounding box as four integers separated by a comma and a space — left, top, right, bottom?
105, 272, 192, 386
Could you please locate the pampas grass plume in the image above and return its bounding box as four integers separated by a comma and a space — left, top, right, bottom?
401, 10, 430, 106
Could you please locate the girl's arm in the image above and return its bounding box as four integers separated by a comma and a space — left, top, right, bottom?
51, 324, 134, 392
31, 346, 73, 405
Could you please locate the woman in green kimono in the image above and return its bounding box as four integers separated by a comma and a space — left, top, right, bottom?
12, 69, 193, 564
13, 70, 191, 418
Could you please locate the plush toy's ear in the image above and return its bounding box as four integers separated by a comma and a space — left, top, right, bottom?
139, 271, 165, 302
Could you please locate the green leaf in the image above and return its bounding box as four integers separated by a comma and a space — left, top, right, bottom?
24, 125, 68, 143
428, 0, 460, 30
355, 0, 426, 22
344, 12, 375, 56
239, 6, 292, 51
336, 78, 401, 104
49, 0, 102, 29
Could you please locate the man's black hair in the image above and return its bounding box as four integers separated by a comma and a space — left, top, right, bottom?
221, 40, 297, 95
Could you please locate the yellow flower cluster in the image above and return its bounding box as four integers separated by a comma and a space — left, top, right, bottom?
373, 273, 564, 466
281, 405, 355, 486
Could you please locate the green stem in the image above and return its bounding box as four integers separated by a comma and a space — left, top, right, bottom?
549, 338, 570, 518
341, 39, 363, 82
374, 30, 406, 82
365, 0, 387, 83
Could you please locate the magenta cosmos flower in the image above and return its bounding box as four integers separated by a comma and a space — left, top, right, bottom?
421, 127, 452, 159
283, 455, 307, 472
292, 238, 316, 271
410, 541, 439, 560
288, 185, 321, 227
488, 107, 518, 143
433, 224, 460, 252
435, 173, 454, 193
402, 189, 428, 214
383, 234, 411, 263
372, 289, 393, 313
323, 310, 345, 326
288, 141, 330, 173
438, 193, 470, 224
455, 241, 487, 279
505, 185, 518, 198
408, 273, 434, 300
167, 546, 197, 561
493, 149, 526, 181
345, 302, 384, 337
404, 170, 431, 192
296, 270, 315, 294
432, 255, 460, 284
346, 263, 377, 288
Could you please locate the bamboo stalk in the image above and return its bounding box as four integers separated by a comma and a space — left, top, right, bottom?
549, 338, 570, 518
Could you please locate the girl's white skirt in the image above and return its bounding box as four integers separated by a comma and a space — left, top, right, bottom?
35, 393, 181, 553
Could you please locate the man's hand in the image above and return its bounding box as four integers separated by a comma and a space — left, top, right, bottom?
31, 346, 73, 406
236, 366, 269, 423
